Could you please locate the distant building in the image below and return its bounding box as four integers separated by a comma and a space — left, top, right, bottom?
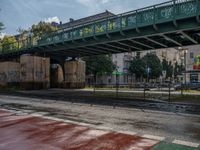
60, 10, 115, 30
93, 48, 183, 85
185, 45, 200, 83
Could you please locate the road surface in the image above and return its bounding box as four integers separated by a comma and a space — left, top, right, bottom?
0, 95, 199, 150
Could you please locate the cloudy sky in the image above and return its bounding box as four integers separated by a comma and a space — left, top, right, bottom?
0, 0, 167, 35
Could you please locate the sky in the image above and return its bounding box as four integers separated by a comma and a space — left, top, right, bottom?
0, 0, 168, 35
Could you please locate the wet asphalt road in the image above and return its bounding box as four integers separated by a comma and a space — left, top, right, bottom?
0, 95, 199, 144
1, 89, 200, 115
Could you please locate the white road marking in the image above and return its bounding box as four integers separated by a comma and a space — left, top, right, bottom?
172, 139, 200, 148
116, 130, 137, 136
95, 126, 113, 131
1, 108, 200, 148
142, 134, 165, 141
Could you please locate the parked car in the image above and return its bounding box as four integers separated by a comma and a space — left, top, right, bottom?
174, 82, 200, 91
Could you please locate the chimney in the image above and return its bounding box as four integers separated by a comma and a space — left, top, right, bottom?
69, 18, 74, 22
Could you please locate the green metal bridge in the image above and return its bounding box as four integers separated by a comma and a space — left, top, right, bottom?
1, 0, 200, 59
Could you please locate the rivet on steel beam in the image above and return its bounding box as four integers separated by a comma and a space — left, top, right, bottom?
196, 16, 200, 24
153, 24, 158, 32
120, 30, 125, 36
106, 33, 111, 39
136, 27, 140, 34
173, 20, 178, 28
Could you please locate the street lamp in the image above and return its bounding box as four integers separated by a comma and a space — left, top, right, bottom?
178, 47, 188, 90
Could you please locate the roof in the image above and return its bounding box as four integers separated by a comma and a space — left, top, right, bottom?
60, 10, 115, 29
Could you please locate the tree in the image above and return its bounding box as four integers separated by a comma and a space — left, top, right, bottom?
167, 61, 173, 78
129, 57, 146, 80
162, 59, 173, 79
16, 22, 58, 48
17, 27, 29, 39
30, 21, 57, 38
83, 55, 116, 80
1, 36, 18, 52
143, 53, 162, 79
0, 22, 4, 33
17, 27, 29, 48
174, 61, 180, 78
162, 59, 168, 72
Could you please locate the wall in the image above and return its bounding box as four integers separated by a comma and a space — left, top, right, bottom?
0, 62, 20, 86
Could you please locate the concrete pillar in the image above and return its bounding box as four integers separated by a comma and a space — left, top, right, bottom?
20, 54, 50, 90
50, 64, 64, 88
63, 59, 86, 89
0, 62, 20, 87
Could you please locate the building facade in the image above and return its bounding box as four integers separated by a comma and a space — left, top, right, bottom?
185, 45, 200, 83
94, 48, 183, 85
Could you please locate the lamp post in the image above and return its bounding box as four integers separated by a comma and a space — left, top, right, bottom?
178, 47, 188, 92
184, 50, 188, 85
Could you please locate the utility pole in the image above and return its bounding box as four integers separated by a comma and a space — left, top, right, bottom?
184, 50, 187, 89
178, 47, 188, 95
116, 73, 119, 97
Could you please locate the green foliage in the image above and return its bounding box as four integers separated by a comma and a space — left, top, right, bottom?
16, 22, 58, 48
167, 61, 173, 78
162, 59, 168, 71
162, 59, 174, 78
129, 53, 162, 79
30, 21, 57, 38
129, 58, 146, 79
195, 55, 200, 66
83, 55, 116, 76
143, 53, 162, 79
1, 36, 18, 52
0, 22, 4, 33
174, 62, 179, 77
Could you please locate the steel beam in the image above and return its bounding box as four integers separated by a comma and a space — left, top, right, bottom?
117, 41, 142, 50
90, 45, 121, 53
47, 52, 77, 58
161, 34, 182, 46
75, 48, 101, 55
83, 47, 108, 54
145, 37, 168, 48
179, 31, 198, 44
129, 39, 154, 49
104, 43, 127, 51
48, 52, 74, 57
52, 48, 96, 56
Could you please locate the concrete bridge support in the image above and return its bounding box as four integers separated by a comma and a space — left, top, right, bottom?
50, 64, 64, 88
0, 55, 86, 90
0, 62, 20, 88
63, 59, 86, 89
20, 55, 50, 90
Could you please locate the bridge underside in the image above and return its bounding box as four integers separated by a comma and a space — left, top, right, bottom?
1, 16, 200, 59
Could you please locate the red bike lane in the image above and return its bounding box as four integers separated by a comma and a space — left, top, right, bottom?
0, 109, 160, 150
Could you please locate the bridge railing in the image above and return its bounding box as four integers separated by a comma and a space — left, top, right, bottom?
0, 0, 199, 55
38, 0, 198, 46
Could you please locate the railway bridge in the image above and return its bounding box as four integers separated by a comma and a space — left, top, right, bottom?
1, 0, 200, 89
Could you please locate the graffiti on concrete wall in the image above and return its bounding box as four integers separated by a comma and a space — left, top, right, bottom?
35, 71, 44, 81
0, 73, 6, 82
0, 71, 20, 83
7, 70, 20, 82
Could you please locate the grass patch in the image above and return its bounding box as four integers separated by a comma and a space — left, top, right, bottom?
171, 95, 200, 102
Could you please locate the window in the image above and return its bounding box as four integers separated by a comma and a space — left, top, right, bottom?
190, 74, 198, 82
190, 52, 194, 59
